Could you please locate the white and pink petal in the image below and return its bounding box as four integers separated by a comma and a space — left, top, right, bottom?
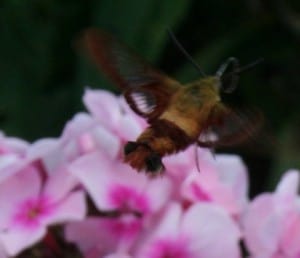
0, 224, 46, 256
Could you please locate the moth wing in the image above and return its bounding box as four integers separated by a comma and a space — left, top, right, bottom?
81, 28, 181, 121
198, 103, 263, 148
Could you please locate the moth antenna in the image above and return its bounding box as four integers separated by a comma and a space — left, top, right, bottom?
222, 57, 264, 80
235, 57, 264, 74
167, 28, 206, 77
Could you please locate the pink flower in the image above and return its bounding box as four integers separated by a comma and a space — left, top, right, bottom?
66, 202, 241, 258
0, 132, 62, 182
69, 151, 172, 215
163, 146, 199, 184
59, 89, 146, 167
67, 147, 174, 256
180, 152, 248, 218
0, 164, 86, 256
0, 132, 28, 156
83, 89, 145, 142
0, 132, 29, 183
65, 215, 138, 257
61, 112, 121, 161
242, 170, 300, 258
135, 202, 241, 258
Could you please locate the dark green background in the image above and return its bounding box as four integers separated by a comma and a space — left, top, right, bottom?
0, 0, 299, 195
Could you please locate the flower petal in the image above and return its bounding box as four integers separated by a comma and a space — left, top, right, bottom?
65, 217, 108, 254
0, 225, 46, 256
215, 154, 248, 203
43, 167, 79, 202
181, 203, 241, 258
44, 190, 86, 224
0, 166, 41, 227
152, 203, 182, 238
135, 203, 183, 257
69, 151, 156, 211
83, 89, 121, 128
0, 155, 20, 183
117, 114, 143, 141
242, 194, 280, 256
65, 216, 135, 257
275, 169, 299, 197
90, 126, 121, 159
280, 210, 300, 257
143, 178, 173, 213
69, 151, 117, 210
61, 112, 96, 141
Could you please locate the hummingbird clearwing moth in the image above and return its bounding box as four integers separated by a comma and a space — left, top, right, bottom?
81, 28, 263, 176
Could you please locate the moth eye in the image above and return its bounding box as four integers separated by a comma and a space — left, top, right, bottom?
221, 71, 239, 94
217, 57, 240, 94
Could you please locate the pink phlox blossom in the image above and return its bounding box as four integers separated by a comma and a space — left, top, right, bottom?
243, 170, 300, 258
83, 89, 146, 143
0, 131, 64, 182
181, 151, 248, 218
69, 150, 172, 216
163, 146, 200, 185
135, 202, 241, 258
0, 131, 28, 156
0, 163, 86, 256
0, 132, 29, 183
60, 89, 147, 166
68, 150, 173, 255
65, 215, 139, 257
61, 112, 121, 161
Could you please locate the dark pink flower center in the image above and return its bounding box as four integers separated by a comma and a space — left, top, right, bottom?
13, 196, 54, 229
109, 184, 150, 214
147, 238, 193, 258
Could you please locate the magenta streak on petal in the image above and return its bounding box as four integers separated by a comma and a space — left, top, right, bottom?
12, 196, 55, 229
146, 237, 193, 258
108, 184, 150, 214
190, 182, 212, 202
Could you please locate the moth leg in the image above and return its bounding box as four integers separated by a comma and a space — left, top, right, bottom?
193, 145, 201, 173
197, 140, 216, 160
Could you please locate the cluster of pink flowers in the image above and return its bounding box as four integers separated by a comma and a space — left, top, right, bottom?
0, 89, 299, 258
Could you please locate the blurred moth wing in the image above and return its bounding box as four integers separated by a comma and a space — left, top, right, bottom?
198, 103, 264, 148
81, 28, 182, 121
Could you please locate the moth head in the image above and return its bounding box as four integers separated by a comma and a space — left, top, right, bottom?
216, 57, 264, 94
145, 152, 164, 174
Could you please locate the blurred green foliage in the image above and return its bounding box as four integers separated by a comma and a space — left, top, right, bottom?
0, 0, 299, 193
